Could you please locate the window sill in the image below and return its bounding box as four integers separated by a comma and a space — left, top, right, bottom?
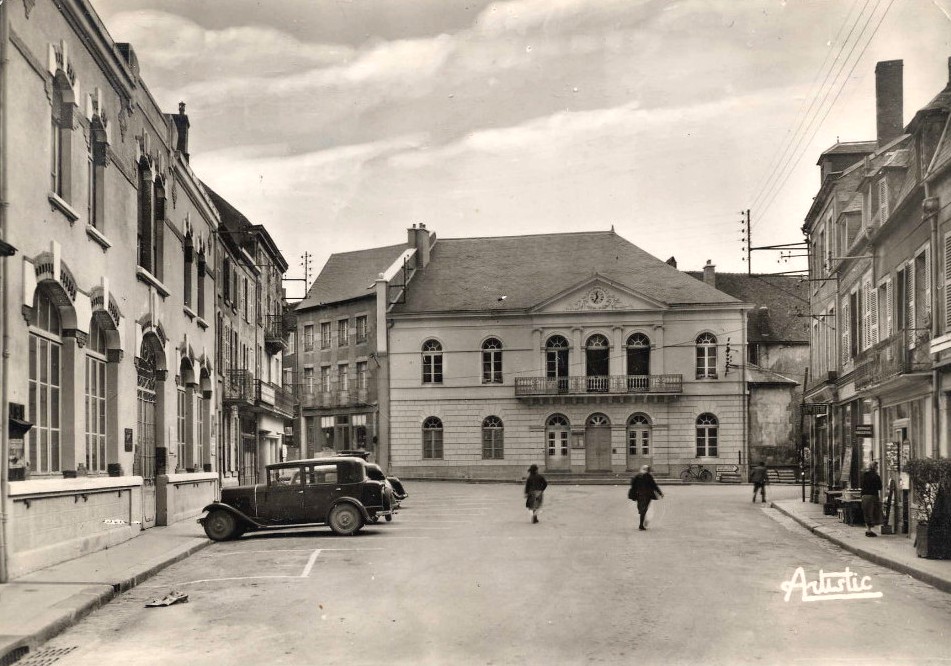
85, 224, 112, 251
183, 305, 197, 320
48, 192, 79, 222
136, 267, 170, 298
196, 316, 209, 330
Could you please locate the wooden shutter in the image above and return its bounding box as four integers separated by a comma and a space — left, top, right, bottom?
862, 279, 872, 349
841, 296, 851, 361
907, 266, 915, 349
924, 246, 932, 324
884, 277, 893, 339
870, 280, 879, 345
945, 232, 951, 330
879, 178, 889, 221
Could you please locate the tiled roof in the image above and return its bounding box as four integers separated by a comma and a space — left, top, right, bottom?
392, 231, 739, 314
685, 272, 810, 343
297, 243, 409, 310
818, 141, 877, 160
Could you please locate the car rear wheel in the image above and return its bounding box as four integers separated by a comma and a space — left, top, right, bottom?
384, 514, 393, 522
328, 503, 362, 536
204, 509, 237, 541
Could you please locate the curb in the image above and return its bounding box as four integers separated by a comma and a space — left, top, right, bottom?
770, 502, 951, 595
0, 537, 212, 665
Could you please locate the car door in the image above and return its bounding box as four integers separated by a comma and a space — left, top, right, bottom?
299, 463, 341, 523
262, 464, 304, 523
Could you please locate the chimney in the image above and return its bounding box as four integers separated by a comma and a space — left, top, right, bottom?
407, 223, 431, 268
875, 60, 903, 147
756, 306, 772, 338
702, 260, 715, 288
666, 256, 677, 268
173, 101, 190, 162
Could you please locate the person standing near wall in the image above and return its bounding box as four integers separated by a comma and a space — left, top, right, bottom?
750, 461, 769, 503
861, 461, 883, 538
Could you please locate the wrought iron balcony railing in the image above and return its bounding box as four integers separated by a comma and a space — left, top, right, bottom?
255, 379, 297, 419
223, 369, 254, 405
264, 314, 288, 354
298, 387, 371, 409
854, 329, 932, 390
514, 374, 683, 397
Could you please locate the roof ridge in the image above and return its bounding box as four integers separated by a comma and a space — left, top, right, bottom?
439, 229, 616, 242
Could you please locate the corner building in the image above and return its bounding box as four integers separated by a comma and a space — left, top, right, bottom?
386, 230, 751, 480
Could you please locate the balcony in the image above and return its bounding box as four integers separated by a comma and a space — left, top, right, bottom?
223, 369, 254, 406
854, 330, 931, 391
255, 380, 297, 419
515, 374, 682, 402
264, 314, 287, 355
299, 388, 371, 409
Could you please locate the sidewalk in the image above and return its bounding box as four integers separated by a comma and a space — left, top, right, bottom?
0, 520, 211, 664
772, 498, 951, 594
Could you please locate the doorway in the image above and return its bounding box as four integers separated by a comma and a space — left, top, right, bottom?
545, 414, 571, 471
585, 413, 612, 471
626, 413, 652, 471
586, 334, 610, 392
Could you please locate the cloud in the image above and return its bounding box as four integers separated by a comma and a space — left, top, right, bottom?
105, 10, 351, 80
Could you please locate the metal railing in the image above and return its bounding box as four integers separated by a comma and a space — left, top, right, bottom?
298, 387, 371, 409
854, 329, 931, 390
264, 314, 287, 353
255, 380, 297, 419
514, 374, 682, 397
223, 369, 254, 404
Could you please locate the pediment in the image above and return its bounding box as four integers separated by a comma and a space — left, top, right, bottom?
531, 275, 668, 313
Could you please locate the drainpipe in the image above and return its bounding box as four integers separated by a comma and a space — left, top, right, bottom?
0, 0, 11, 583
926, 184, 940, 459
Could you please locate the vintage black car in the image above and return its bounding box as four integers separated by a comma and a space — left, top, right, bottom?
199, 457, 393, 540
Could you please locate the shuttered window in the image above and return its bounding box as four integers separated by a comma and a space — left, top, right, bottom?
879, 178, 889, 221
945, 232, 951, 331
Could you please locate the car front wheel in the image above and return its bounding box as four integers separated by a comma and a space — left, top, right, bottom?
328, 503, 362, 536
204, 509, 237, 541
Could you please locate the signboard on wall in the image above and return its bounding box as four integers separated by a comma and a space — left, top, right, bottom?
124, 428, 133, 452
854, 424, 873, 438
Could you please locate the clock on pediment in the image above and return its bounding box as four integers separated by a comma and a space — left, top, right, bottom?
588, 288, 606, 305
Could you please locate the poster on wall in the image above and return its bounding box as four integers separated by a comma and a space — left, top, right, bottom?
840, 444, 852, 486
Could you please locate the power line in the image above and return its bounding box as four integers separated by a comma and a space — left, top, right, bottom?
748, 0, 867, 213
754, 0, 894, 228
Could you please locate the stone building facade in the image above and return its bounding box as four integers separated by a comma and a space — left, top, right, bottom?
802, 57, 951, 538
385, 230, 751, 480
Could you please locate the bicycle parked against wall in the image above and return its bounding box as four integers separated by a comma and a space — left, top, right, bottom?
680, 464, 713, 482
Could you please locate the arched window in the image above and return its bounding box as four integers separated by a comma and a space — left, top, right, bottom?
422, 416, 443, 459
627, 413, 651, 456
696, 333, 718, 379
183, 233, 194, 308
586, 334, 609, 348
85, 317, 108, 473
136, 339, 159, 478
482, 416, 504, 459
545, 414, 570, 464
422, 339, 443, 384
545, 335, 569, 391
28, 290, 63, 474
696, 413, 718, 457
585, 334, 610, 392
626, 333, 651, 389
482, 338, 503, 384
50, 70, 74, 202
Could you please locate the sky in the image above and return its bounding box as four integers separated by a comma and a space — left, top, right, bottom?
91, 0, 951, 299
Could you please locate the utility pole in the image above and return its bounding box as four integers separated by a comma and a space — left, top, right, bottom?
281, 251, 314, 301
741, 207, 808, 275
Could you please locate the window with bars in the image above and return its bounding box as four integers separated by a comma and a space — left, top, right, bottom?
422, 416, 444, 459
696, 413, 718, 457
422, 339, 443, 384
482, 338, 503, 383
481, 416, 504, 459
695, 333, 717, 379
